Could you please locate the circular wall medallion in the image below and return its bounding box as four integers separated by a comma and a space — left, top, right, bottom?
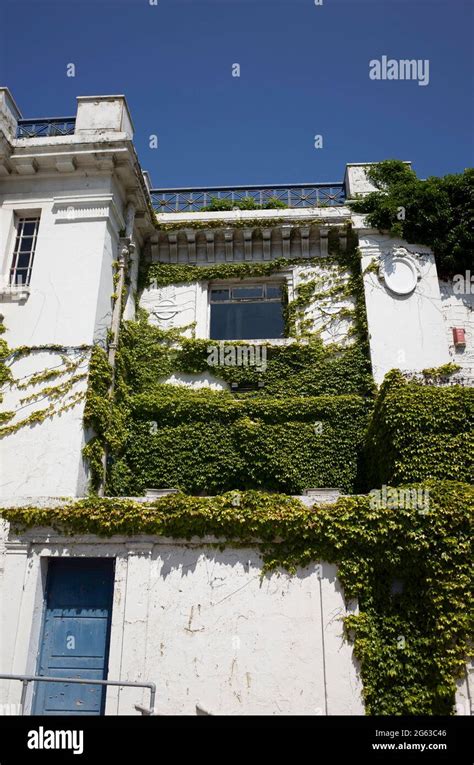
152, 299, 179, 322
140, 291, 179, 322
381, 256, 419, 296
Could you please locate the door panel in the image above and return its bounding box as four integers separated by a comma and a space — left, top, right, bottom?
33, 558, 115, 715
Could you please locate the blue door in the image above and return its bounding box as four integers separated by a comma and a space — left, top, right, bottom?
33, 558, 115, 715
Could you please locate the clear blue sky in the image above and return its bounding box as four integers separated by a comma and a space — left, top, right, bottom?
1, 0, 473, 187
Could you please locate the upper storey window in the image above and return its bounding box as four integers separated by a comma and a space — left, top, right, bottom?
9, 216, 40, 287
209, 282, 285, 340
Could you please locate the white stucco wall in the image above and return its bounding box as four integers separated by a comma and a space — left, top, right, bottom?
3, 524, 469, 717
0, 89, 153, 501
140, 281, 204, 337
0, 177, 117, 346
357, 227, 450, 384
439, 279, 474, 376
0, 522, 364, 716
455, 668, 474, 716
0, 352, 90, 497
0, 179, 131, 498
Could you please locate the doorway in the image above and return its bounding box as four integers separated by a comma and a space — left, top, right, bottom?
32, 558, 115, 715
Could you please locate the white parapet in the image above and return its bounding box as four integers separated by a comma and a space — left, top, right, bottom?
344, 161, 412, 199
0, 88, 21, 141
75, 96, 134, 139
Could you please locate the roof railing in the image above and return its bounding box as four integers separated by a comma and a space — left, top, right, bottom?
16, 118, 76, 138
150, 182, 345, 213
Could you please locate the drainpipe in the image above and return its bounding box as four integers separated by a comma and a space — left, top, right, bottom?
108, 202, 136, 377
108, 241, 133, 377
98, 202, 136, 496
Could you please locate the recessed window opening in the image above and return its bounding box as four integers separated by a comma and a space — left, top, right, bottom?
209, 282, 285, 340
9, 215, 40, 286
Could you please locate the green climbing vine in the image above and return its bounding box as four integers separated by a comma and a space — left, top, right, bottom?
0, 341, 90, 438
141, 254, 317, 291
155, 215, 329, 234
82, 345, 112, 491
363, 370, 474, 491
0, 318, 12, 423
95, 225, 375, 496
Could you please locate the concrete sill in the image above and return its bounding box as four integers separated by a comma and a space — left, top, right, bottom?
0, 285, 30, 301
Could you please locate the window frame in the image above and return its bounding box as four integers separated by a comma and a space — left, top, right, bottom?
9, 214, 41, 287
207, 277, 287, 341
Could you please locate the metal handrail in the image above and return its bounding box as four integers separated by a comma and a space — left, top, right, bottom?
150, 182, 346, 212
152, 181, 344, 192
0, 672, 156, 715
16, 118, 76, 138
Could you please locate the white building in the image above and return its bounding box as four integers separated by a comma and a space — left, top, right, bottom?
0, 88, 471, 716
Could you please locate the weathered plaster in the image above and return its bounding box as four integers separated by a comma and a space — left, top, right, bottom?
0, 522, 364, 716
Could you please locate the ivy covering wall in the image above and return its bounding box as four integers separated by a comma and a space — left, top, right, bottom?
110, 387, 368, 495
363, 370, 474, 490
95, 227, 375, 496
0, 319, 12, 424
0, 325, 90, 438
82, 221, 472, 500
104, 318, 372, 495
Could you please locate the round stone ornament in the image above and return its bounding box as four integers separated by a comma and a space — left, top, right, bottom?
379, 252, 420, 296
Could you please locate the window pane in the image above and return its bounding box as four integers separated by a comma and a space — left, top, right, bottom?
210, 301, 285, 340
232, 286, 264, 300
19, 236, 34, 253
22, 220, 38, 236
266, 285, 282, 299
16, 253, 31, 268
13, 269, 28, 286
210, 288, 230, 302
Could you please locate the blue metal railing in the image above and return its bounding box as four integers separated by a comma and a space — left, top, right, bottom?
16, 117, 76, 138
151, 182, 345, 213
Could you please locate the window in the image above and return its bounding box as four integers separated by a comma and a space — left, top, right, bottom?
9, 216, 40, 286
209, 282, 285, 340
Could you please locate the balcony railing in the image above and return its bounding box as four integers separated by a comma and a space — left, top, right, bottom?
151, 182, 345, 213
16, 117, 76, 138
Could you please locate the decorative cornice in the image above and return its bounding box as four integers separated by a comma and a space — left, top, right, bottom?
52, 194, 125, 230
152, 223, 347, 265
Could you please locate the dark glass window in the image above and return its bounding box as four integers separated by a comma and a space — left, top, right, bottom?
210, 288, 229, 302
210, 282, 284, 340
9, 216, 40, 287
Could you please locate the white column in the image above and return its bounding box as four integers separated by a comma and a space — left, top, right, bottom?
104, 553, 129, 716
117, 544, 153, 714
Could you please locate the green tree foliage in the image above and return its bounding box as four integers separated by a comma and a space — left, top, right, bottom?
351, 160, 474, 277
